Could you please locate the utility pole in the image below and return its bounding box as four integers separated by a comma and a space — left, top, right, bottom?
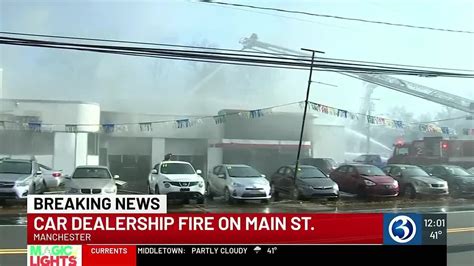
294, 48, 324, 180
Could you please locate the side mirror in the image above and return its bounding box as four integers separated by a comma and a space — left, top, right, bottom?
36, 170, 42, 176
218, 174, 226, 179
151, 169, 158, 174
196, 169, 202, 175
65, 175, 72, 180
114, 175, 120, 179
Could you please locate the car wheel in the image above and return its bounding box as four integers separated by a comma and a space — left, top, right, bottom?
328, 196, 339, 202
147, 183, 152, 194
451, 184, 462, 198
154, 185, 160, 195
31, 183, 37, 195
271, 183, 279, 200
42, 180, 48, 194
197, 197, 205, 204
357, 186, 367, 198
205, 183, 214, 200
291, 187, 301, 201
224, 188, 234, 204
404, 185, 416, 199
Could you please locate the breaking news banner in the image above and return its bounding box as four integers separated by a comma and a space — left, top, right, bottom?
26, 195, 447, 266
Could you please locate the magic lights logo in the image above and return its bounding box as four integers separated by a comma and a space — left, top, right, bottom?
27, 245, 82, 266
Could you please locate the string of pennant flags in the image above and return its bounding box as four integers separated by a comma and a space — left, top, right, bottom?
299, 102, 469, 136
0, 101, 287, 134
0, 100, 471, 136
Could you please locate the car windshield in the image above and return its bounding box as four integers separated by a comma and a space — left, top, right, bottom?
73, 168, 111, 179
295, 167, 327, 179
227, 166, 261, 177
356, 165, 385, 176
327, 159, 337, 166
0, 161, 32, 174
402, 167, 430, 177
446, 167, 471, 176
161, 163, 195, 174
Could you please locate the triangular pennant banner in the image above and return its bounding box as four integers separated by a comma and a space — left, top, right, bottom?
176, 119, 191, 129
250, 109, 264, 119
213, 115, 226, 125
28, 122, 42, 132
102, 124, 115, 133
139, 122, 152, 132
65, 124, 78, 133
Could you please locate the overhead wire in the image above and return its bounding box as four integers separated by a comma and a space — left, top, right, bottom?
1, 31, 473, 73
2, 35, 473, 78
199, 1, 474, 34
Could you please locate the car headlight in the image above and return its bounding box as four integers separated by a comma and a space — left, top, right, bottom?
414, 181, 429, 187
393, 180, 399, 187
68, 188, 80, 193
198, 181, 204, 188
232, 182, 244, 187
104, 186, 117, 193
15, 179, 31, 187
333, 183, 339, 190
364, 179, 376, 186
163, 181, 171, 188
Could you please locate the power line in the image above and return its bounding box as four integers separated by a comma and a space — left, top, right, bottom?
2, 35, 474, 78
2, 31, 473, 73
199, 1, 474, 34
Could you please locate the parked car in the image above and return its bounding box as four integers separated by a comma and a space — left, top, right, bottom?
0, 155, 63, 190
270, 165, 339, 200
148, 161, 205, 204
353, 154, 385, 168
0, 158, 46, 203
330, 164, 399, 197
207, 164, 270, 203
299, 158, 338, 175
382, 164, 448, 198
38, 164, 64, 189
468, 167, 474, 175
423, 165, 474, 197
65, 165, 119, 195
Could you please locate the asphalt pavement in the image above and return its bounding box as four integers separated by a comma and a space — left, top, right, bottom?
0, 196, 473, 266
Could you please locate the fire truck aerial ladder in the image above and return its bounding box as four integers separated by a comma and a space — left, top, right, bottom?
240, 33, 474, 114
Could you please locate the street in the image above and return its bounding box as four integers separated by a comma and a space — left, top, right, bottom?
0, 196, 473, 266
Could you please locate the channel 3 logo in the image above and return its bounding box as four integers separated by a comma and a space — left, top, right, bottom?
384, 214, 421, 245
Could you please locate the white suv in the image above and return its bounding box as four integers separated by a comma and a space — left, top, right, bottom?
147, 161, 205, 204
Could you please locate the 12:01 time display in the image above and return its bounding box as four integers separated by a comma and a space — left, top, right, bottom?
424, 218, 446, 228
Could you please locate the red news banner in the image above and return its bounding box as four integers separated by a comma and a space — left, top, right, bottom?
27, 195, 383, 245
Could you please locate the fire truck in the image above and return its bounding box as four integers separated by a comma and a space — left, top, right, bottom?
388, 137, 474, 168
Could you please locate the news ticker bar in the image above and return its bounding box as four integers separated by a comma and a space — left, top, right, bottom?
27, 213, 447, 245
27, 244, 447, 266
27, 196, 447, 246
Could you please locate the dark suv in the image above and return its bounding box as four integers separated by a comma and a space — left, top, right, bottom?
299, 158, 338, 175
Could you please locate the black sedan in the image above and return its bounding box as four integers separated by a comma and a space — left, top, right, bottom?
270, 165, 339, 200
424, 165, 474, 197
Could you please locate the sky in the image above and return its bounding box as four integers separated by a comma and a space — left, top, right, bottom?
0, 0, 473, 119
